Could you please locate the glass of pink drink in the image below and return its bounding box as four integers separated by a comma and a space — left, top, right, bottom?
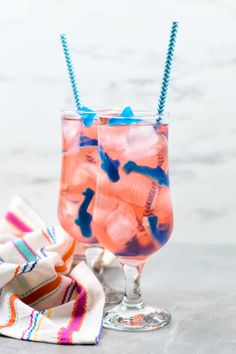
93, 111, 173, 331
58, 109, 123, 305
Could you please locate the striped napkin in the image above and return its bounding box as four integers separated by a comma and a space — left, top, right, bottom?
0, 196, 105, 344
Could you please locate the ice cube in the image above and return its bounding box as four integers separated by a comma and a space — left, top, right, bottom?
62, 119, 81, 151
59, 195, 80, 216
98, 126, 128, 158
72, 162, 97, 188
110, 170, 160, 209
124, 125, 166, 161
60, 150, 80, 186
60, 149, 97, 198
93, 193, 119, 249
93, 193, 118, 224
93, 193, 137, 251
105, 198, 137, 244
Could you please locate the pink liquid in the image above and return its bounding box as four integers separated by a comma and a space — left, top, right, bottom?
58, 117, 98, 244
93, 122, 173, 263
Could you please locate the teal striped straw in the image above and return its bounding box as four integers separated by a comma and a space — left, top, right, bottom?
60, 33, 82, 112
157, 21, 179, 116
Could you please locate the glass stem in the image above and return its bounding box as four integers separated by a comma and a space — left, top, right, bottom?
121, 262, 145, 310
85, 246, 105, 281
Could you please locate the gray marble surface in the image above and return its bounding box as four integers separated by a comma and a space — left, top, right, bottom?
0, 243, 235, 354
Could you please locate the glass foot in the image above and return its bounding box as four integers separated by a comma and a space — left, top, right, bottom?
103, 303, 171, 331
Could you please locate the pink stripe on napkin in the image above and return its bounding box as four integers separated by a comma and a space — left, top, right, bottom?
6, 212, 33, 232
58, 283, 87, 344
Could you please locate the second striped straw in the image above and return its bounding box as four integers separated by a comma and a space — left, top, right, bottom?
157, 22, 179, 119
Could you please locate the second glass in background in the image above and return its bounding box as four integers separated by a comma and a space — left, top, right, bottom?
58, 109, 123, 305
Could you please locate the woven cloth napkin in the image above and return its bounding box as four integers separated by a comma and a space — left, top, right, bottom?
0, 196, 105, 344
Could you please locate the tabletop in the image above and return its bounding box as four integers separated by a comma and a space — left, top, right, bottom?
0, 243, 235, 354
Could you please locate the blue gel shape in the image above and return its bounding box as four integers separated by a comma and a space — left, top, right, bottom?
109, 106, 142, 126
79, 136, 98, 147
116, 234, 156, 257
148, 215, 169, 245
80, 106, 96, 127
120, 106, 134, 117
109, 117, 142, 126
74, 188, 95, 237
123, 161, 169, 186
99, 147, 120, 182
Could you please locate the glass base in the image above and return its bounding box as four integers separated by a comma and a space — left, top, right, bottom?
103, 302, 171, 332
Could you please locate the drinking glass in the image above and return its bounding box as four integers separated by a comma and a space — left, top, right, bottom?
93, 111, 173, 331
58, 109, 123, 306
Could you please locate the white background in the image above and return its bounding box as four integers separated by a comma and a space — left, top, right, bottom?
0, 0, 235, 245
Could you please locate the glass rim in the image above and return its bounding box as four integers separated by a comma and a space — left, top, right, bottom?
61, 108, 119, 120
61, 108, 169, 122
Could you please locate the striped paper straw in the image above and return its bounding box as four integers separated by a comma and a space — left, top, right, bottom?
60, 33, 82, 112
157, 22, 179, 116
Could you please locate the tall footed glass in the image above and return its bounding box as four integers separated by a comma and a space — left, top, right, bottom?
58, 109, 123, 306
93, 111, 173, 331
